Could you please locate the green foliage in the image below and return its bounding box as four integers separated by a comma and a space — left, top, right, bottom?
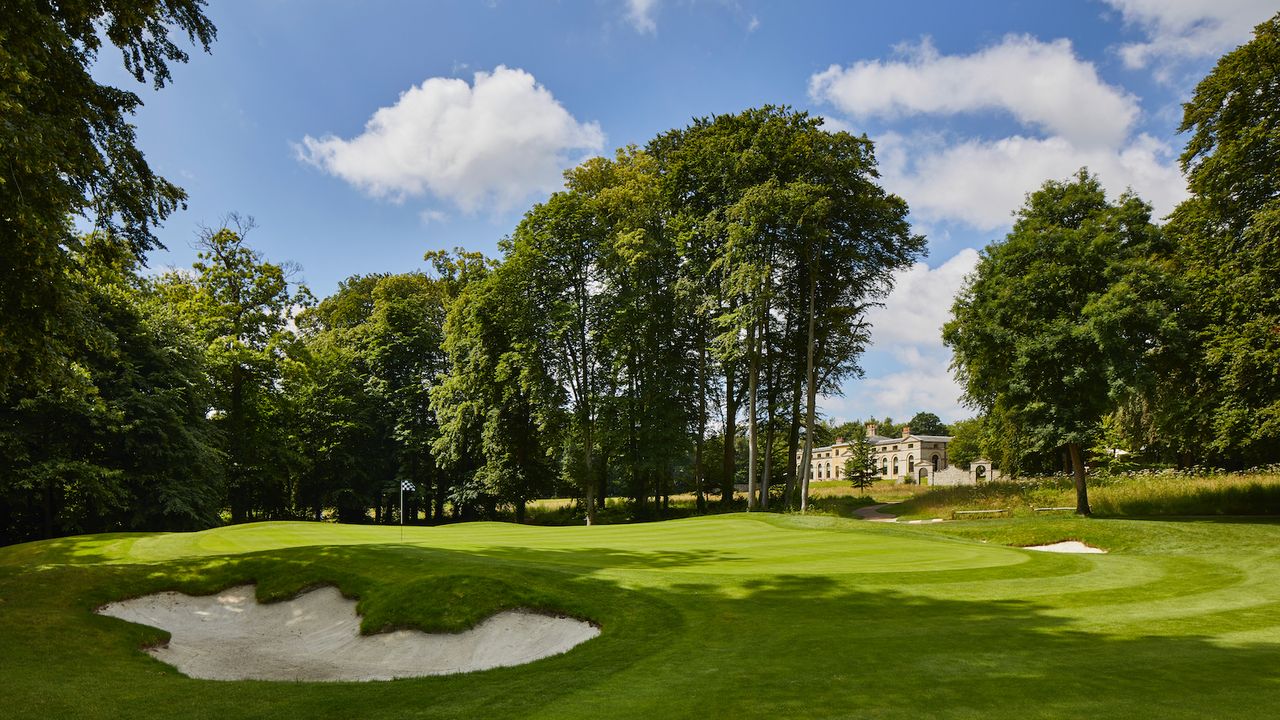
906, 411, 946, 436
843, 433, 877, 493
0, 0, 215, 392
946, 418, 983, 470
158, 218, 311, 522
0, 235, 222, 543
1167, 13, 1280, 464
944, 170, 1167, 510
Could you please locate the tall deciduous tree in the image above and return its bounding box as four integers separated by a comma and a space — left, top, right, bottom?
0, 235, 221, 542
944, 171, 1165, 514
158, 217, 311, 522
1168, 12, 1280, 465
0, 0, 215, 393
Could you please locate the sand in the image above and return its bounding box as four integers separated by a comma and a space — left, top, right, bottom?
1024, 541, 1107, 554
96, 584, 599, 682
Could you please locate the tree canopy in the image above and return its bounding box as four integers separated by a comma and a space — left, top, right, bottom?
944, 171, 1165, 514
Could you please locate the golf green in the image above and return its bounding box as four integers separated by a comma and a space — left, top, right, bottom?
3, 513, 1279, 719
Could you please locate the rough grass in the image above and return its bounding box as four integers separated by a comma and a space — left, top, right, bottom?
887, 470, 1280, 519
5, 514, 1280, 719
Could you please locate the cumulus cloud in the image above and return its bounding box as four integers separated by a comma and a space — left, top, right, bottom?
1103, 0, 1275, 69
857, 346, 970, 424
821, 251, 978, 424
626, 0, 658, 34
865, 249, 979, 346
298, 66, 604, 212
810, 36, 1139, 148
875, 132, 1186, 230
812, 36, 1188, 231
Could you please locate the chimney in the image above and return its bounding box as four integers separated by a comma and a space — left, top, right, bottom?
901, 426, 911, 438
835, 436, 845, 445
865, 423, 877, 437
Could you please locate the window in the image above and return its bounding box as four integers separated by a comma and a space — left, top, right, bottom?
932, 454, 940, 471
908, 455, 914, 473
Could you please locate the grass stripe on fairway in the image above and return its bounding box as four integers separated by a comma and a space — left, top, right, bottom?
3, 513, 1280, 719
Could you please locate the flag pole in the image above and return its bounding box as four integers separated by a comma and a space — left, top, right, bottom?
400, 481, 404, 542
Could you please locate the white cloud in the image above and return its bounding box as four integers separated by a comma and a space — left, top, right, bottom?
859, 347, 970, 424
810, 36, 1139, 148
1103, 0, 1274, 69
298, 66, 604, 212
875, 131, 1186, 230
419, 209, 448, 225
821, 250, 979, 425
865, 249, 979, 346
626, 0, 658, 34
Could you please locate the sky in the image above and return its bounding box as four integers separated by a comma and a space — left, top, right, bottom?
99, 0, 1276, 425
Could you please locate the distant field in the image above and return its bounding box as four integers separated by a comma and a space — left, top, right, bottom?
4, 513, 1280, 719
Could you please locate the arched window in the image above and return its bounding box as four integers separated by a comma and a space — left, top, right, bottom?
932, 454, 940, 471
908, 455, 914, 473
892, 458, 899, 475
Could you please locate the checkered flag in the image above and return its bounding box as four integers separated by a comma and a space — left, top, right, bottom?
401, 480, 415, 492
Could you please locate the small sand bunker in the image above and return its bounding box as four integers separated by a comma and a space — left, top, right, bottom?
96, 585, 599, 681
1024, 541, 1107, 554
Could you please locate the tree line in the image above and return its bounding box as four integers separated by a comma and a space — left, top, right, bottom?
4, 1, 1277, 538
2, 8, 925, 545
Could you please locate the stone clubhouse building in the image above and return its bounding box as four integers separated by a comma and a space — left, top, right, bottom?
802, 423, 953, 485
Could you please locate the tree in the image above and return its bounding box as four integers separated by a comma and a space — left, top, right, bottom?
0, 234, 221, 542
943, 171, 1165, 515
907, 411, 947, 436
503, 191, 609, 524
843, 433, 877, 495
0, 0, 215, 393
432, 268, 559, 523
1167, 12, 1280, 465
945, 418, 984, 470
158, 217, 311, 522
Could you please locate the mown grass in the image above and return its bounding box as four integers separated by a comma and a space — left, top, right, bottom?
5, 513, 1280, 719
886, 470, 1280, 520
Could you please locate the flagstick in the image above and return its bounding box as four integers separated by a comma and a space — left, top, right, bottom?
400, 482, 404, 542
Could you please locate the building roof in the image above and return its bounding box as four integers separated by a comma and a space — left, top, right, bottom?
804, 433, 953, 454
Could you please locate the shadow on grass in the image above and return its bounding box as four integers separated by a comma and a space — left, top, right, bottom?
6, 540, 1280, 718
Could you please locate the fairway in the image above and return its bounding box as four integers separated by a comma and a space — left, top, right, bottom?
4, 515, 1280, 719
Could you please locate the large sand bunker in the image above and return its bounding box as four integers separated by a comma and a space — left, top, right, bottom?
96, 585, 599, 681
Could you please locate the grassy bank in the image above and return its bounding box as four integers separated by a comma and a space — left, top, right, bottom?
887, 468, 1280, 519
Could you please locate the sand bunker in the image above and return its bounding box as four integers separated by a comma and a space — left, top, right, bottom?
96, 585, 599, 681
1024, 541, 1107, 554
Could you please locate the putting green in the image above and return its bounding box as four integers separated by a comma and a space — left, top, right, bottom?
3, 513, 1280, 719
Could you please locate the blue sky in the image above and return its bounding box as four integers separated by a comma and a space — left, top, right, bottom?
102, 0, 1275, 424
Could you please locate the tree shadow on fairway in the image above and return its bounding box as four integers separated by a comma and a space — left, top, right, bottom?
11, 540, 1280, 719
650, 572, 1280, 720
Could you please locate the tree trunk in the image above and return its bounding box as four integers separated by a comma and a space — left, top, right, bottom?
1068, 442, 1091, 515
799, 275, 818, 513
746, 320, 760, 512
694, 338, 708, 514
721, 364, 737, 506
42, 477, 55, 539
761, 301, 775, 511
784, 374, 802, 509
